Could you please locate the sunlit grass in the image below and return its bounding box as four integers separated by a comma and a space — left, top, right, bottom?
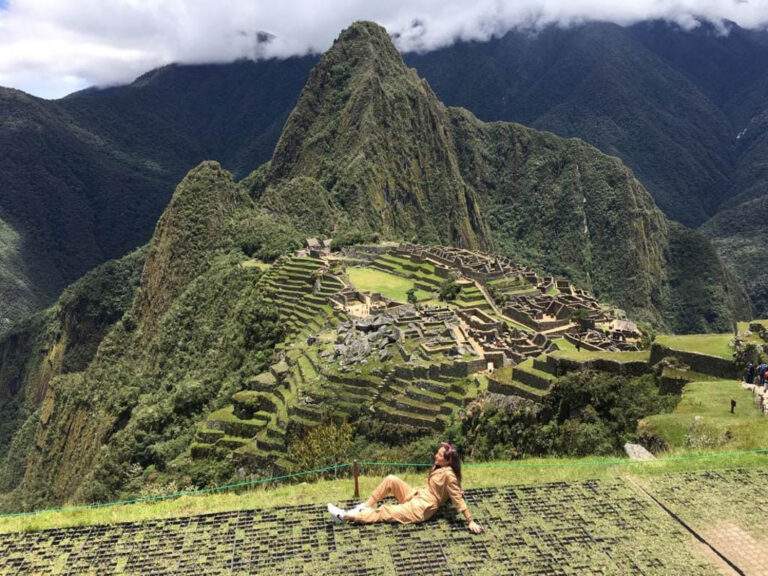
655, 333, 734, 360
641, 379, 768, 449
2, 450, 767, 534
347, 267, 432, 302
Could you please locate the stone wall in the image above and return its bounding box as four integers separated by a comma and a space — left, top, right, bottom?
649, 344, 736, 379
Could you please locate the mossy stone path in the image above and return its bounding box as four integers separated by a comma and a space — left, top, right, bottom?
4, 471, 761, 575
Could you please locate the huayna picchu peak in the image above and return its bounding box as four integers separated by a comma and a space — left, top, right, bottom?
262, 21, 487, 249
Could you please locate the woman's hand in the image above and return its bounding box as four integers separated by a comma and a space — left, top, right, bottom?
467, 520, 484, 534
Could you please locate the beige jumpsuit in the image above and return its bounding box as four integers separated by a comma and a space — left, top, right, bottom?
348, 467, 468, 525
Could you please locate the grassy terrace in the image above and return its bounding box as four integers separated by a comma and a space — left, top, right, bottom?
550, 337, 650, 361
347, 267, 432, 303
655, 333, 734, 360
641, 379, 768, 450
2, 451, 766, 535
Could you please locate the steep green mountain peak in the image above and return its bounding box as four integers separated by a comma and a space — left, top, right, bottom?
265, 21, 487, 248
134, 161, 248, 332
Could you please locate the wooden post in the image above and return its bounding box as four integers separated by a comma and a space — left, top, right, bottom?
353, 460, 360, 500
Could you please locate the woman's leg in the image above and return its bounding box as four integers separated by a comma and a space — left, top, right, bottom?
365, 474, 415, 507
349, 499, 432, 525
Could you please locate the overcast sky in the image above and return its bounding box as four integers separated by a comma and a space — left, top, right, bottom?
2, 0, 767, 99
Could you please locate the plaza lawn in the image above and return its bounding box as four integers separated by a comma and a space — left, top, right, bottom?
655, 333, 733, 360
347, 267, 432, 303
640, 379, 768, 450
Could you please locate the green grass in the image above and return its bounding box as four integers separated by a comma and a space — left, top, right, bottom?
641, 379, 768, 450
347, 267, 432, 302
239, 258, 271, 270
514, 357, 555, 382
655, 333, 734, 360
549, 347, 650, 363
2, 451, 767, 534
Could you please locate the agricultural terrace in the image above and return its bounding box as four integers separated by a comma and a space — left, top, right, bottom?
655, 333, 734, 360
641, 379, 768, 451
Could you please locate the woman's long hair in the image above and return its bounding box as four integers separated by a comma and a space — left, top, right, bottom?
435, 442, 462, 485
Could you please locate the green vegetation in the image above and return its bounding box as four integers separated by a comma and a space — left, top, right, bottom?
438, 278, 461, 302
655, 333, 734, 360
458, 371, 677, 459
0, 20, 762, 521
549, 348, 651, 363
641, 379, 768, 450
347, 267, 431, 302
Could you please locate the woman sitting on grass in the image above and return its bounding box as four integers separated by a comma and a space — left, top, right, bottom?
327, 442, 484, 534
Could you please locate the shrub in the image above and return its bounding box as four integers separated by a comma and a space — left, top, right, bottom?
287, 422, 355, 473
438, 279, 461, 302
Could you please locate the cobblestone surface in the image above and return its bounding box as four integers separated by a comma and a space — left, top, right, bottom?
0, 478, 720, 575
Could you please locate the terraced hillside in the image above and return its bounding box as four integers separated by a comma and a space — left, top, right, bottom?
189, 255, 346, 472
188, 250, 494, 472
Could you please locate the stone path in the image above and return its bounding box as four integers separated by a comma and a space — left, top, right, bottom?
704, 523, 768, 576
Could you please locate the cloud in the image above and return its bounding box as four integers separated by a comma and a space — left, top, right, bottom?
1, 0, 767, 99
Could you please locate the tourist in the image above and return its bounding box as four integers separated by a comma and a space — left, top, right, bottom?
745, 362, 755, 385
327, 442, 484, 534
759, 362, 768, 387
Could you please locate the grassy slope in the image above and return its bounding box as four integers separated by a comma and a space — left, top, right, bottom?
641, 379, 768, 450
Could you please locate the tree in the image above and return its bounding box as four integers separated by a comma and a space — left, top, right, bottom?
438, 279, 461, 302
406, 287, 418, 305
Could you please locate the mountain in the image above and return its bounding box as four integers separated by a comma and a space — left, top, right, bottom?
3, 19, 768, 330
405, 20, 768, 315
0, 21, 752, 510
406, 20, 768, 228
0, 58, 315, 337
256, 22, 747, 330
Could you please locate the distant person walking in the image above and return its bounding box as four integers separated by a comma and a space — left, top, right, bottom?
758, 362, 768, 387
327, 443, 483, 534
745, 362, 755, 385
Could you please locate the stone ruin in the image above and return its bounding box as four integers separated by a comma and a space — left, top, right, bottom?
456, 308, 554, 365
325, 299, 553, 372
397, 243, 533, 283
329, 314, 400, 367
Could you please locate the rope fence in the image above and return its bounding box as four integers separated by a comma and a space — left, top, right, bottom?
2, 448, 767, 520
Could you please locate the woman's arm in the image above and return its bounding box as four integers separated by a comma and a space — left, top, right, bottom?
445, 472, 483, 534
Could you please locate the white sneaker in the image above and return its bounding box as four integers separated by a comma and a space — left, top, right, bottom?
327, 503, 347, 523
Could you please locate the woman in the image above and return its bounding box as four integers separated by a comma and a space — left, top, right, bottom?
327, 442, 483, 534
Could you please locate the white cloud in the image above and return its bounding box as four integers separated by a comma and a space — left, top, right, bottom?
1, 0, 767, 99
